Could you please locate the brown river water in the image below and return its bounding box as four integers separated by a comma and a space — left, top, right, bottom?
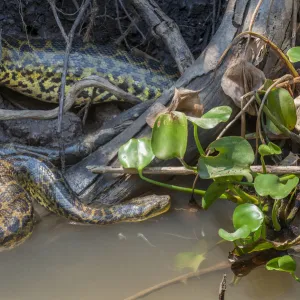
0, 177, 300, 300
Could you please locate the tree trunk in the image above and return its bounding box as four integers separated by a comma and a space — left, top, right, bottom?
65, 0, 296, 205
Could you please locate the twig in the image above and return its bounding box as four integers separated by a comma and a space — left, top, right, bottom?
114, 16, 140, 46
48, 0, 93, 170
48, 1, 68, 42
83, 0, 99, 42
245, 133, 289, 140
215, 94, 256, 141
72, 0, 80, 10
130, 0, 194, 73
118, 0, 146, 42
87, 165, 300, 175
123, 261, 230, 300
115, 0, 130, 49
219, 274, 227, 300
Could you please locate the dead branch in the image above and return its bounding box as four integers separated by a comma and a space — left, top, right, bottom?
87, 165, 300, 175
129, 0, 194, 73
218, 274, 227, 300
48, 0, 92, 169
123, 261, 230, 300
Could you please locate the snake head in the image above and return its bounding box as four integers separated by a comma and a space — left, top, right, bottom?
122, 194, 171, 222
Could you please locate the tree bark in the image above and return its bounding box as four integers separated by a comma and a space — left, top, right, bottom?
65, 0, 296, 205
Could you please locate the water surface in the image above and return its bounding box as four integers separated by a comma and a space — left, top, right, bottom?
0, 177, 299, 300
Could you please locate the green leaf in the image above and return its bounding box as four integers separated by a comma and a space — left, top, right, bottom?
258, 142, 282, 157
202, 181, 228, 209
266, 88, 297, 134
218, 204, 264, 242
254, 174, 299, 200
233, 203, 264, 232
287, 47, 300, 63
198, 136, 255, 182
247, 241, 275, 253
151, 112, 188, 160
266, 255, 300, 282
218, 225, 250, 242
175, 252, 206, 272
187, 106, 232, 129
118, 138, 154, 171
266, 255, 296, 273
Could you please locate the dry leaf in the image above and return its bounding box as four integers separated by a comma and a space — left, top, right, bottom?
221, 59, 266, 116
171, 88, 204, 117
146, 88, 203, 128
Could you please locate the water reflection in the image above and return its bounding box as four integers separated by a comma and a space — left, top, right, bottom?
0, 176, 299, 300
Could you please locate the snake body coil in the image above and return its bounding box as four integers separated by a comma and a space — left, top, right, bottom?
0, 149, 170, 250
0, 37, 178, 105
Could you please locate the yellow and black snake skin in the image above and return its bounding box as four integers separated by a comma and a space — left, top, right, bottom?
0, 36, 178, 105
0, 149, 170, 250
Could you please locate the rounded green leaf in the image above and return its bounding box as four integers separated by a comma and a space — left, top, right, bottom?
218, 225, 251, 242
266, 88, 297, 134
287, 47, 300, 63
254, 174, 299, 200
233, 203, 264, 232
266, 255, 296, 273
258, 142, 282, 157
218, 204, 264, 242
118, 138, 154, 171
198, 136, 255, 182
151, 112, 188, 160
202, 181, 228, 209
187, 106, 232, 129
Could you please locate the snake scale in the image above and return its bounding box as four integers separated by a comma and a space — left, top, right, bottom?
0, 36, 178, 105
0, 37, 176, 249
0, 148, 170, 250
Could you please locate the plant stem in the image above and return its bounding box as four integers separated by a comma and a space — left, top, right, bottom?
193, 124, 205, 156
272, 200, 281, 231
261, 157, 267, 174
138, 172, 228, 199
229, 185, 259, 205
178, 158, 197, 171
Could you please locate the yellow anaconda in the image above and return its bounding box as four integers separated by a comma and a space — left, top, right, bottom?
0, 36, 178, 105
0, 150, 170, 250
